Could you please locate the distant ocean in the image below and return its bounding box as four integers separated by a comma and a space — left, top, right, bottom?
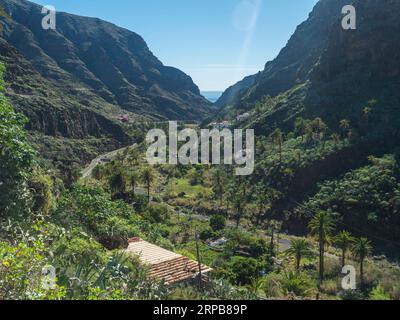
201, 91, 223, 103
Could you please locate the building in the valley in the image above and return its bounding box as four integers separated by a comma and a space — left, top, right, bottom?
236, 112, 252, 122
125, 238, 212, 286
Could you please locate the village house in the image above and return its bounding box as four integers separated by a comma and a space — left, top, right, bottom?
125, 238, 212, 286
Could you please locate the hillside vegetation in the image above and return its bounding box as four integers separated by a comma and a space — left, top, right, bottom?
0, 0, 216, 174
1, 0, 400, 301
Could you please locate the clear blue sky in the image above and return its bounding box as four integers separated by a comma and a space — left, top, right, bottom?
32, 0, 318, 91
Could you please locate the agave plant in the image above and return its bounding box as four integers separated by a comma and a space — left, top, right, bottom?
280, 271, 313, 298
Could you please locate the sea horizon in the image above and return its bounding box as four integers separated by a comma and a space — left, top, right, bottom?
201, 91, 223, 103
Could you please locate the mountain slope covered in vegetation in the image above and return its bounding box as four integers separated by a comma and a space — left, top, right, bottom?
1, 0, 400, 302
216, 0, 400, 136
0, 0, 213, 122
212, 0, 400, 250
215, 0, 351, 112
0, 0, 215, 172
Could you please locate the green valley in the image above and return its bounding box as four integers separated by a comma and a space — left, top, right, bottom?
1, 0, 400, 303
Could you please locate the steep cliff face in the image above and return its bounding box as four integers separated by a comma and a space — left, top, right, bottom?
0, 0, 217, 169
216, 0, 351, 110
313, 0, 400, 83
0, 38, 128, 141
0, 37, 128, 141
0, 0, 214, 124
215, 73, 257, 109
218, 0, 400, 139
300, 0, 400, 133
228, 0, 400, 249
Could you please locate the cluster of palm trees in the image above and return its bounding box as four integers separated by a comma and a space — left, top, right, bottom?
211, 168, 279, 232
108, 165, 155, 200
93, 148, 156, 201
294, 117, 328, 145
267, 117, 353, 167
210, 117, 356, 230
212, 170, 249, 227
286, 211, 373, 290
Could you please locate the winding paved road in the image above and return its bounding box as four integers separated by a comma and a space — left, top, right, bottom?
80, 145, 327, 258
81, 145, 135, 179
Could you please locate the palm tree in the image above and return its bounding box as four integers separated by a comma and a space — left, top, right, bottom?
312, 117, 328, 143
331, 133, 340, 149
285, 239, 312, 272
294, 117, 307, 142
213, 168, 225, 207
108, 169, 126, 195
351, 237, 372, 289
305, 125, 313, 145
308, 211, 335, 286
254, 183, 270, 225
229, 177, 248, 228
334, 231, 354, 268
128, 171, 139, 195
267, 220, 282, 257
271, 128, 284, 165
294, 149, 302, 164
363, 107, 372, 125
339, 119, 350, 140
233, 192, 246, 229
127, 148, 140, 167
141, 167, 155, 201
92, 164, 104, 180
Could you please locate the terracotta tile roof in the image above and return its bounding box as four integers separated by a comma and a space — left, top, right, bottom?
126, 238, 212, 285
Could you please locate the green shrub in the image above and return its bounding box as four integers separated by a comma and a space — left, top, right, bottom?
340, 289, 365, 300
0, 64, 34, 217
224, 229, 268, 258
52, 230, 106, 268
228, 257, 263, 285
263, 273, 283, 298
28, 170, 55, 216
200, 228, 215, 241
369, 285, 391, 300
146, 204, 170, 223
248, 238, 268, 257
210, 215, 226, 232
280, 271, 314, 297
0, 223, 66, 300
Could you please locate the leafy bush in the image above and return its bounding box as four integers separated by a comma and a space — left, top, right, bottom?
263, 272, 283, 298
340, 289, 365, 300
145, 204, 170, 223
52, 229, 106, 268
0, 64, 34, 217
279, 271, 314, 298
227, 257, 263, 285
205, 277, 259, 300
210, 215, 226, 232
199, 228, 215, 241
28, 169, 55, 216
55, 185, 133, 239
0, 223, 66, 300
369, 285, 391, 300
298, 155, 400, 246
59, 252, 168, 300
225, 229, 268, 258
